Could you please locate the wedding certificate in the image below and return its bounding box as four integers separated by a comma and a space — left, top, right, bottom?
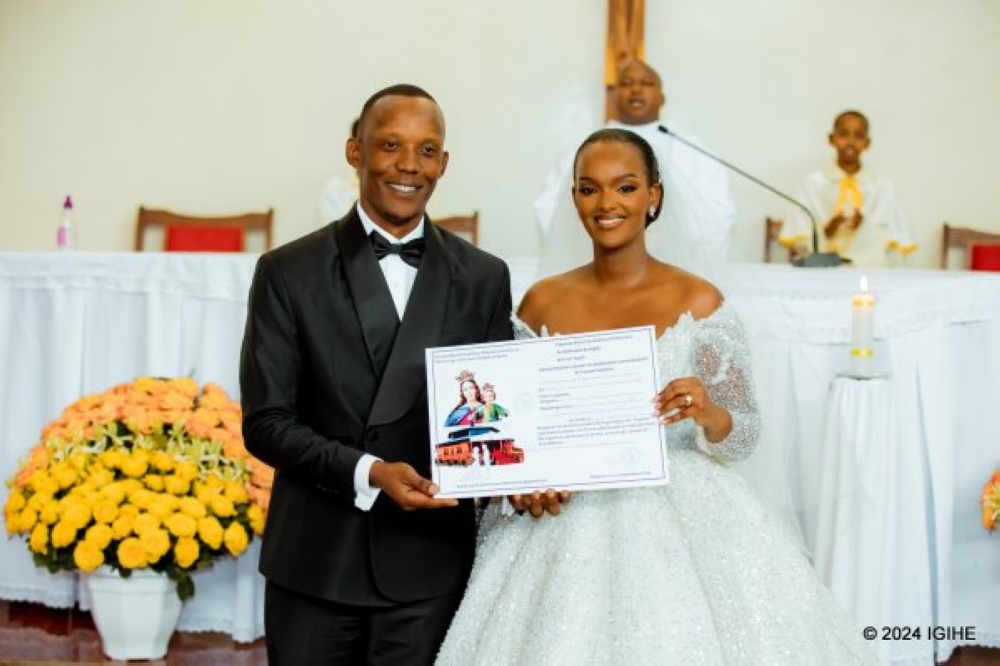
425, 327, 669, 498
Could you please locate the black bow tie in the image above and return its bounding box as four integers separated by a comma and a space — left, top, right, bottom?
368, 232, 425, 268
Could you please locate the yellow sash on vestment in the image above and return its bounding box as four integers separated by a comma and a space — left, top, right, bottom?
834, 176, 864, 216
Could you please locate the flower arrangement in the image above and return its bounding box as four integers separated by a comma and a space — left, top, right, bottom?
982, 470, 1000, 531
2, 377, 273, 600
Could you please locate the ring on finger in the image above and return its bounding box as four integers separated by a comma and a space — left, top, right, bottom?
684, 393, 693, 407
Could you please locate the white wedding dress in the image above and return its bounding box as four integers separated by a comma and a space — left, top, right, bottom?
436, 305, 874, 665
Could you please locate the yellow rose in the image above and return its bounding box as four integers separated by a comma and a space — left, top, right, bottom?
132, 512, 161, 535
98, 449, 123, 470
17, 507, 38, 533
209, 494, 236, 518
247, 504, 265, 535
198, 516, 224, 550
174, 461, 199, 482
84, 523, 114, 550
50, 520, 77, 549
117, 537, 148, 570
178, 496, 207, 519
174, 537, 200, 569
39, 501, 60, 526
169, 377, 199, 398
140, 528, 171, 563
129, 489, 155, 510
68, 452, 89, 471
121, 479, 145, 497
62, 502, 92, 530
25, 493, 47, 513
151, 451, 176, 473
29, 524, 48, 554
73, 541, 104, 572
118, 502, 140, 518
144, 475, 164, 492
194, 484, 213, 505
100, 482, 126, 505
203, 475, 224, 492
223, 521, 249, 557
120, 451, 149, 478
4, 490, 26, 515
29, 471, 59, 496
88, 467, 114, 488
163, 475, 191, 496
165, 512, 197, 538
148, 495, 178, 519
92, 500, 119, 524
53, 464, 78, 490
224, 481, 249, 505
111, 515, 133, 539
135, 376, 159, 393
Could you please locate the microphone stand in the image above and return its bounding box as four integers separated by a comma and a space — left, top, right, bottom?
658, 125, 844, 267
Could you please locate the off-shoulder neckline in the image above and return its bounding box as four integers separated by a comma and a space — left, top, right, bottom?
512, 301, 733, 340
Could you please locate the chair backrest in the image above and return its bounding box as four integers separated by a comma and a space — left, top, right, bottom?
434, 211, 479, 247
764, 217, 791, 263
135, 206, 274, 252
941, 223, 1000, 269
969, 244, 1000, 271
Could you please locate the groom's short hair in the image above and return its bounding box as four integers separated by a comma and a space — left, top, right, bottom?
357, 84, 438, 137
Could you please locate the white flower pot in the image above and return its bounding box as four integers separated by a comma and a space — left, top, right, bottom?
84, 566, 183, 661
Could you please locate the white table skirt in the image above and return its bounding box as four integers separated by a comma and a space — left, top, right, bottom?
1, 253, 999, 659
813, 377, 934, 664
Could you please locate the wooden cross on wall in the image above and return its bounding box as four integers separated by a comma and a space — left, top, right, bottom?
606, 0, 646, 121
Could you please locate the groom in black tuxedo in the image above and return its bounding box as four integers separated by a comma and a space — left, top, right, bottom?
240, 84, 513, 664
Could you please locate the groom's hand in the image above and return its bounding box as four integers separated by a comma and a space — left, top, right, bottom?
369, 461, 459, 511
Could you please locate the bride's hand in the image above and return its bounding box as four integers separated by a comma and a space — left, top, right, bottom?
508, 489, 571, 518
653, 377, 732, 442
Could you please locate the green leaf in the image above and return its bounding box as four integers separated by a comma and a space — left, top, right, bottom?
176, 573, 195, 601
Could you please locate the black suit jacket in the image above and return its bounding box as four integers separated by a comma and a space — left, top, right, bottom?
240, 210, 513, 605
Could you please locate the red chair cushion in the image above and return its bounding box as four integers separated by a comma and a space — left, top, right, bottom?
969, 243, 1000, 271
164, 225, 244, 252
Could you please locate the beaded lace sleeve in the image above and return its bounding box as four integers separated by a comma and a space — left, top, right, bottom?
690, 306, 761, 462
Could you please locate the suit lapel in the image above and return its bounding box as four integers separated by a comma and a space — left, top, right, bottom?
368, 221, 452, 426
336, 212, 400, 378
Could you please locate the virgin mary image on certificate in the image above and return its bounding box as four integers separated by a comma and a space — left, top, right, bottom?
444, 370, 484, 427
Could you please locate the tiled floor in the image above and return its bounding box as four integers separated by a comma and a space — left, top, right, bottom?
0, 601, 264, 665
0, 600, 997, 664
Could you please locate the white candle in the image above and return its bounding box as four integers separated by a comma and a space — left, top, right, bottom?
851, 275, 875, 376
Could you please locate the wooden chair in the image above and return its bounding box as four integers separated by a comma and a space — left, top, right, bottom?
764, 217, 792, 263
135, 206, 274, 252
940, 223, 1000, 269
434, 211, 479, 247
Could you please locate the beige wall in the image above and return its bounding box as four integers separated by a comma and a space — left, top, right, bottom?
1, 0, 997, 267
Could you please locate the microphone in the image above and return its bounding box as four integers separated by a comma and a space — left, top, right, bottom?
658, 125, 844, 268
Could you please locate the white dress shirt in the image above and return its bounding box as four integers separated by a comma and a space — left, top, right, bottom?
352, 203, 425, 510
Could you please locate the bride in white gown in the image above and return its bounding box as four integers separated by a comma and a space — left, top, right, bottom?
436, 129, 874, 665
